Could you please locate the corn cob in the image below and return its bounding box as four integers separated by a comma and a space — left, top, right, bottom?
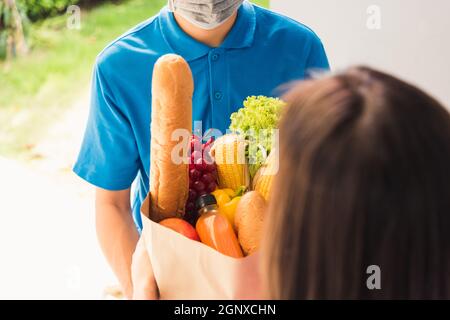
211, 134, 250, 191
252, 150, 278, 201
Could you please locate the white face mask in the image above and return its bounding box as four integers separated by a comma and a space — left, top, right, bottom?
168, 0, 244, 30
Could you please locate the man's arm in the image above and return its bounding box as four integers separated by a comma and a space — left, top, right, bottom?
95, 188, 139, 299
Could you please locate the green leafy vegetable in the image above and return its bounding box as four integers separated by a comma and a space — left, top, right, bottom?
229, 96, 285, 178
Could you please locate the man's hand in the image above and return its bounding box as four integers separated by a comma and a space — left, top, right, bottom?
95, 188, 139, 299
131, 236, 159, 300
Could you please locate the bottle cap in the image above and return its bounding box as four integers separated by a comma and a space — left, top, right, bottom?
196, 194, 217, 210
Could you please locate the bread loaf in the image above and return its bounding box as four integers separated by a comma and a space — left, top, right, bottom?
234, 191, 267, 255
150, 54, 193, 221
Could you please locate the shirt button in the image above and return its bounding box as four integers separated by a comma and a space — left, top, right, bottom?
214, 91, 223, 100
211, 53, 220, 61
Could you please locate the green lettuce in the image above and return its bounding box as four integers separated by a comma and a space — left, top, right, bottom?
229, 96, 285, 178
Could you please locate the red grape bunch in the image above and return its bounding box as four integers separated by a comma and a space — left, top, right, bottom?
184, 135, 218, 224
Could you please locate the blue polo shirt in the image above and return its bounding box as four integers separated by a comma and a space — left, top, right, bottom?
74, 1, 329, 231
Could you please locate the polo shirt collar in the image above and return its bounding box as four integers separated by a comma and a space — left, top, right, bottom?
221, 1, 256, 49
158, 0, 256, 62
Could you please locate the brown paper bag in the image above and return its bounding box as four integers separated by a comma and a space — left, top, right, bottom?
133, 194, 262, 300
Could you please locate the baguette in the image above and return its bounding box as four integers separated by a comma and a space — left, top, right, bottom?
150, 54, 193, 221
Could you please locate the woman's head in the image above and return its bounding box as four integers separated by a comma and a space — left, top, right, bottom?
263, 67, 450, 299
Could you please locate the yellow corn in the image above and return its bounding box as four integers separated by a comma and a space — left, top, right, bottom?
252, 150, 278, 201
211, 134, 250, 191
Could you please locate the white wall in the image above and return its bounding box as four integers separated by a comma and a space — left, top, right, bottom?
271, 0, 450, 107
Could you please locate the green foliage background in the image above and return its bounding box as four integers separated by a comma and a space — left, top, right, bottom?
19, 0, 113, 22
0, 1, 30, 59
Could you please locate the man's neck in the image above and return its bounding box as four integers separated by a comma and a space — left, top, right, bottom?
173, 12, 238, 48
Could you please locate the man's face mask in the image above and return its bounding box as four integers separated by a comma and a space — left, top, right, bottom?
168, 0, 245, 30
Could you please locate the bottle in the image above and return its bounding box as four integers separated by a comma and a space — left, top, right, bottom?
195, 194, 244, 258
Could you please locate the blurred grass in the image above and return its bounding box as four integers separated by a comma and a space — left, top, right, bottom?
0, 0, 269, 158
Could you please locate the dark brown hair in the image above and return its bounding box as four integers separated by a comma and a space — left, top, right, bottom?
263, 66, 450, 299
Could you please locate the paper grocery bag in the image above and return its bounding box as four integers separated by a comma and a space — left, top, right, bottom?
134, 194, 262, 300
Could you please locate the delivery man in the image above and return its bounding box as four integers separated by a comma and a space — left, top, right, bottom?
74, 0, 329, 298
